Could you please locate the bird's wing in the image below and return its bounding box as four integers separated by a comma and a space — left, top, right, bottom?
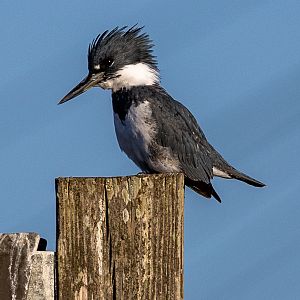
150, 88, 213, 184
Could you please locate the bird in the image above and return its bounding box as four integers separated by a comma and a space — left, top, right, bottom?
58, 25, 265, 203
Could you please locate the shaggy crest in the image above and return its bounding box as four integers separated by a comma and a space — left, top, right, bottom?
87, 25, 158, 73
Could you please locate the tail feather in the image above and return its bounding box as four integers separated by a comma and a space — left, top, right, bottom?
185, 178, 221, 203
228, 169, 266, 187
213, 162, 265, 187
211, 150, 265, 188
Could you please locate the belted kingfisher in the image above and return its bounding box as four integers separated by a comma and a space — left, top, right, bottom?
59, 26, 265, 202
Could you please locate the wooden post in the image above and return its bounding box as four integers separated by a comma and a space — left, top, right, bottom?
26, 251, 55, 300
56, 173, 184, 300
0, 233, 54, 300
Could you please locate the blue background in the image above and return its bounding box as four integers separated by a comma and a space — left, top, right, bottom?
1, 1, 299, 299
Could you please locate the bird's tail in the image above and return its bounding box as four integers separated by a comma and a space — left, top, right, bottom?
228, 169, 265, 187
185, 178, 222, 203
212, 153, 266, 188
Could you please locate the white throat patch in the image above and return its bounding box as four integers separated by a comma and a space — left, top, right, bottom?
100, 63, 159, 92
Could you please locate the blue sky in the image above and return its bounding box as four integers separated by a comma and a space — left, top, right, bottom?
1, 1, 300, 299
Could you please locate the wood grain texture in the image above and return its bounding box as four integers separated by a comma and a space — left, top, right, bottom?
0, 233, 40, 300
27, 251, 55, 300
56, 173, 184, 300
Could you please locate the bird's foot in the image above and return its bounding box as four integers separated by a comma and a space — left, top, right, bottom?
136, 171, 147, 176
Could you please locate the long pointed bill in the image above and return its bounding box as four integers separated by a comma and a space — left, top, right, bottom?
58, 73, 104, 105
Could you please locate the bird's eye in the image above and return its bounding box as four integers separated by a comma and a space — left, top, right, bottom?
92, 58, 114, 73
102, 58, 114, 68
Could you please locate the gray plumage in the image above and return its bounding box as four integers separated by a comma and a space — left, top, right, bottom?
59, 26, 265, 202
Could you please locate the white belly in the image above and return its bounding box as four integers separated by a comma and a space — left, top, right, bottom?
113, 100, 180, 173
113, 101, 155, 170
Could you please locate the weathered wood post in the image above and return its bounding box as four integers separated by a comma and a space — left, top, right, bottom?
56, 173, 184, 300
0, 233, 54, 300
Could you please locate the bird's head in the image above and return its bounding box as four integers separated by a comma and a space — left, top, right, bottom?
59, 26, 159, 104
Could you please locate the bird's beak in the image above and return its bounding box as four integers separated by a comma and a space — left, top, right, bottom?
58, 73, 104, 105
